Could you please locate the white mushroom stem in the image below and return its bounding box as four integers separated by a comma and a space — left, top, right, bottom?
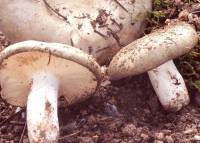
27, 72, 59, 143
148, 60, 190, 112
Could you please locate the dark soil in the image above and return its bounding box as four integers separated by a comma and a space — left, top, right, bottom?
0, 0, 200, 143
1, 75, 200, 143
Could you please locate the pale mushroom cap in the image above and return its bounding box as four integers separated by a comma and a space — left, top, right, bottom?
108, 22, 199, 80
0, 0, 152, 64
0, 41, 102, 107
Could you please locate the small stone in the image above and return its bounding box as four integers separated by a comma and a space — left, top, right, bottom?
104, 102, 120, 117
162, 129, 172, 134
165, 135, 174, 143
122, 124, 137, 136
113, 139, 121, 143
193, 135, 200, 141
178, 10, 189, 21
92, 135, 99, 142
154, 132, 164, 140
101, 80, 111, 87
183, 128, 198, 134
141, 133, 150, 141
154, 140, 164, 143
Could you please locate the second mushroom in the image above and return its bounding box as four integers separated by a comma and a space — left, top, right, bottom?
0, 40, 102, 143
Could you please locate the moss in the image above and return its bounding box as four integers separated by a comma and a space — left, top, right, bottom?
177, 43, 200, 93
150, 11, 166, 22
148, 0, 171, 24
153, 0, 170, 10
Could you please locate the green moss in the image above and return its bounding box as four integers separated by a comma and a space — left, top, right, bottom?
177, 43, 200, 93
150, 11, 166, 22
153, 0, 170, 10
149, 0, 171, 24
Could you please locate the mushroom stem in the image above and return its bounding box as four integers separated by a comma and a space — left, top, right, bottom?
27, 72, 59, 143
148, 60, 190, 112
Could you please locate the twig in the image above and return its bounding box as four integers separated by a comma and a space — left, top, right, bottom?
0, 108, 25, 127
107, 28, 121, 47
43, 0, 69, 22
110, 18, 123, 30
10, 121, 25, 126
19, 122, 27, 143
94, 30, 107, 39
47, 51, 52, 65
191, 10, 200, 14
59, 131, 80, 140
70, 38, 74, 47
112, 0, 128, 13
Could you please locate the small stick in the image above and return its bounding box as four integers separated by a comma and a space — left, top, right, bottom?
43, 0, 69, 22
0, 108, 25, 127
110, 18, 123, 30
112, 0, 128, 13
70, 38, 74, 47
191, 10, 200, 14
94, 30, 107, 39
19, 122, 27, 143
59, 131, 80, 140
10, 121, 25, 125
47, 51, 52, 65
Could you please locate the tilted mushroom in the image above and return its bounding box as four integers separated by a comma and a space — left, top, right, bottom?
108, 22, 198, 111
0, 40, 102, 143
0, 0, 152, 64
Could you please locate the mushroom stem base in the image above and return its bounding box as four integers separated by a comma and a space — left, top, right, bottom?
27, 72, 59, 143
148, 60, 190, 112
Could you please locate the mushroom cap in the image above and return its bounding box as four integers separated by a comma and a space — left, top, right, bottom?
108, 22, 199, 80
0, 0, 152, 64
0, 41, 102, 107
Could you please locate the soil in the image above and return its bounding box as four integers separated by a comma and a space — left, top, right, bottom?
0, 0, 200, 143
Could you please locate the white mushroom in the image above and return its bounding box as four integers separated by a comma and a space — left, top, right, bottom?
148, 60, 190, 111
0, 40, 102, 143
108, 22, 198, 110
108, 22, 198, 80
0, 0, 192, 112
0, 0, 151, 64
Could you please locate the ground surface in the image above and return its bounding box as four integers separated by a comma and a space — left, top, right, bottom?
0, 0, 200, 143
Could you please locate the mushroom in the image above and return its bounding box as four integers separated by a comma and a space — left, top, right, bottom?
0, 0, 152, 64
0, 0, 195, 112
148, 60, 190, 111
108, 22, 198, 111
0, 40, 102, 143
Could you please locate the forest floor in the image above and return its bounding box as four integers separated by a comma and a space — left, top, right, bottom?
0, 0, 200, 143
